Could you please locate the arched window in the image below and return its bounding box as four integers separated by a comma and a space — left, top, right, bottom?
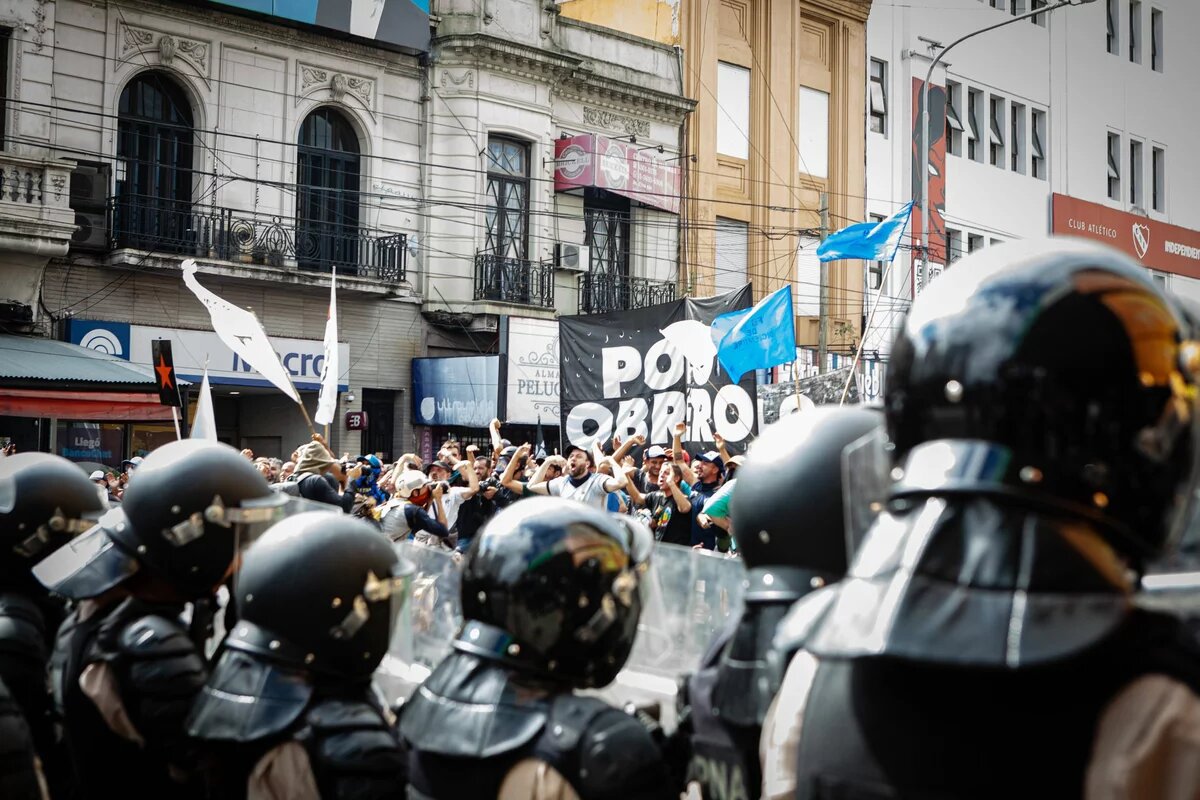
115, 72, 195, 251
296, 107, 361, 273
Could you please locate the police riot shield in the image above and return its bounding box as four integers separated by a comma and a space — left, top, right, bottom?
841, 424, 891, 562
589, 543, 746, 730
373, 539, 746, 728
375, 541, 463, 706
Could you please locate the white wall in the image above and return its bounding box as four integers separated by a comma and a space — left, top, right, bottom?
864, 0, 1200, 356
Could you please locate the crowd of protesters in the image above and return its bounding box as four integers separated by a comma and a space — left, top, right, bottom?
252, 417, 743, 557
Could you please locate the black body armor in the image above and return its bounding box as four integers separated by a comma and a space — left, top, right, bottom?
401, 647, 670, 800
0, 675, 42, 800
51, 596, 207, 799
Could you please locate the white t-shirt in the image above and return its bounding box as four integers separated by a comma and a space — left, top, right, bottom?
442, 487, 471, 531
547, 473, 611, 509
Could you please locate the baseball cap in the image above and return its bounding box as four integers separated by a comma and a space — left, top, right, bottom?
645, 445, 667, 460
426, 460, 454, 474
356, 454, 383, 471
694, 451, 725, 471
499, 445, 518, 459
564, 444, 595, 463
121, 456, 144, 470
88, 470, 106, 481
727, 455, 746, 468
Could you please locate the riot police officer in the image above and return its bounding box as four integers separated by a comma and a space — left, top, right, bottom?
671, 406, 883, 800
762, 239, 1200, 799
33, 438, 284, 798
186, 511, 412, 799
400, 497, 670, 799
0, 453, 104, 792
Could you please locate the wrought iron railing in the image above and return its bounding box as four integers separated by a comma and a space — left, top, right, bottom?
474, 252, 555, 308
108, 196, 406, 283
579, 272, 676, 314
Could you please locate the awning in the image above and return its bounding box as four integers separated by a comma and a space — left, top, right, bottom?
0, 335, 175, 386
0, 389, 177, 420
0, 335, 184, 421
553, 134, 681, 215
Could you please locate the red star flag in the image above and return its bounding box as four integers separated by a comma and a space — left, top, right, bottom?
181, 260, 300, 404
314, 271, 339, 427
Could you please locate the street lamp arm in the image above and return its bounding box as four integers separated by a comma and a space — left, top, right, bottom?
922, 0, 1084, 90
917, 0, 1096, 291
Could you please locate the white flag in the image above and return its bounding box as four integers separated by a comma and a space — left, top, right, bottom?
181, 260, 300, 403
315, 271, 339, 426
191, 368, 218, 441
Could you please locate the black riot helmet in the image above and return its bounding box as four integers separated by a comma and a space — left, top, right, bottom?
0, 453, 104, 585
731, 405, 884, 600
34, 439, 284, 600
885, 238, 1200, 563
457, 497, 653, 689
223, 512, 414, 680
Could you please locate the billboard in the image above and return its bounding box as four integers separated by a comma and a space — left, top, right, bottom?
209, 0, 429, 53
411, 356, 499, 428
554, 134, 681, 215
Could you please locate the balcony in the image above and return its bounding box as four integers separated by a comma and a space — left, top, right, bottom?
106, 196, 407, 283
579, 272, 676, 314
0, 153, 78, 326
474, 252, 554, 308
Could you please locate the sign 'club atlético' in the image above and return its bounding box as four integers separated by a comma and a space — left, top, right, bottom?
1052, 194, 1200, 279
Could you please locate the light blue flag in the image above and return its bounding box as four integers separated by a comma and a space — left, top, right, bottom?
711, 286, 796, 383
816, 202, 914, 263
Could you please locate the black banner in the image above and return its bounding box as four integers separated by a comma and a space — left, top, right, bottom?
559, 286, 757, 455
151, 339, 182, 408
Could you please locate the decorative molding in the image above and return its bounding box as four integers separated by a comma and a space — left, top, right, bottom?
441, 69, 475, 89
32, 0, 49, 52
435, 34, 694, 122
49, 173, 66, 202
118, 23, 210, 77
582, 106, 649, 138
297, 63, 375, 111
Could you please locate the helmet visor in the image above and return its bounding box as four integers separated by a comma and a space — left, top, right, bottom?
31, 508, 139, 599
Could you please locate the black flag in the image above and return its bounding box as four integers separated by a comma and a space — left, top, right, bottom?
151, 339, 182, 408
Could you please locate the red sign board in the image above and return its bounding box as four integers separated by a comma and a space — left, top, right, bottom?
344, 410, 368, 431
1052, 194, 1200, 280
554, 134, 681, 215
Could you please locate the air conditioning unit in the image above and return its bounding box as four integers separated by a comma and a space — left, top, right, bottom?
69, 164, 110, 211
554, 242, 589, 272
71, 210, 108, 252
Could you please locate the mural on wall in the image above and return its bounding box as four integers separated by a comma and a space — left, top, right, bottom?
910, 79, 947, 294
209, 0, 430, 52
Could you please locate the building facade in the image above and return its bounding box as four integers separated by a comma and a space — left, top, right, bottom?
864, 0, 1200, 358
1, 0, 427, 464
559, 0, 874, 360
411, 0, 692, 447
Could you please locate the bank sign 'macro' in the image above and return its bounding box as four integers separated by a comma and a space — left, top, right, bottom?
68, 320, 349, 392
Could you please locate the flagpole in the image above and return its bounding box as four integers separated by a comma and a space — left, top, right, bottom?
839, 257, 897, 406
297, 398, 317, 437
170, 406, 182, 441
